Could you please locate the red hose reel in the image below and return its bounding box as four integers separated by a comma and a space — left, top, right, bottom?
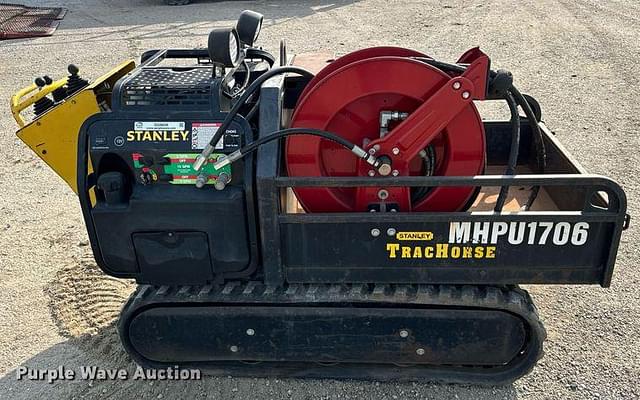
286, 47, 491, 213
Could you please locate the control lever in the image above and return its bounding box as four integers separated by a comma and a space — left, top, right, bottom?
66, 64, 89, 95
33, 77, 55, 116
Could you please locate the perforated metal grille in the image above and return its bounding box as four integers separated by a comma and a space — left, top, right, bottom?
122, 68, 213, 107
0, 4, 66, 39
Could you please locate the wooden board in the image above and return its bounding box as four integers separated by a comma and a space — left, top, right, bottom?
292, 52, 335, 74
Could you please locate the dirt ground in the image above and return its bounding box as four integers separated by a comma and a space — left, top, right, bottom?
0, 0, 638, 399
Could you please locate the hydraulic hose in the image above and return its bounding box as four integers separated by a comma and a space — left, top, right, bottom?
228, 60, 251, 98
510, 86, 545, 210
494, 91, 520, 212
414, 57, 546, 210
194, 66, 315, 171
212, 128, 380, 170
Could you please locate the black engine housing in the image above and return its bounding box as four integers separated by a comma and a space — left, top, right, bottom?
78, 57, 260, 284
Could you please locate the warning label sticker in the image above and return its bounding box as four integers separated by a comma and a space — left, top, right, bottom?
192, 122, 224, 150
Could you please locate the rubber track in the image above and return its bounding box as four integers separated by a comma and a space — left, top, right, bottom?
119, 282, 546, 385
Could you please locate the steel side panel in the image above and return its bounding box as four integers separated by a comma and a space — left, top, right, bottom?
257, 74, 287, 285
280, 215, 615, 284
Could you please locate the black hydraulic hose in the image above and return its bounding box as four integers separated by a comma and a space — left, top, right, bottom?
510, 86, 546, 210
245, 48, 276, 67
245, 97, 260, 122
230, 60, 252, 98
494, 91, 520, 212
415, 57, 467, 74
194, 66, 315, 171
414, 56, 546, 210
211, 128, 380, 171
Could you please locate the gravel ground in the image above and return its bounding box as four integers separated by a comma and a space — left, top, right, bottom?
0, 0, 638, 399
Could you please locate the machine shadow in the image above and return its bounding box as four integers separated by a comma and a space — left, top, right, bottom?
0, 321, 519, 400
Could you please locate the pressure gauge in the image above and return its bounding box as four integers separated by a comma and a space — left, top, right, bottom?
208, 27, 241, 68
236, 10, 264, 47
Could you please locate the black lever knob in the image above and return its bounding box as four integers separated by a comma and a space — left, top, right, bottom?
68, 64, 79, 75
66, 64, 89, 95
33, 76, 55, 116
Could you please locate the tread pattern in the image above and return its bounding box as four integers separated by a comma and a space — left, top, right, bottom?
119, 282, 546, 385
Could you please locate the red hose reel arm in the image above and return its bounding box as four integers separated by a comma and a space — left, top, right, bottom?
368, 51, 490, 170
355, 52, 490, 211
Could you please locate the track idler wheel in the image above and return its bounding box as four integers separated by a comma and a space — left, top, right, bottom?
286, 47, 486, 212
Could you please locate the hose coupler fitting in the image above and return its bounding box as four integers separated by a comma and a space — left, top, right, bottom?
212, 150, 242, 170
488, 69, 514, 99
193, 143, 215, 171
352, 145, 381, 168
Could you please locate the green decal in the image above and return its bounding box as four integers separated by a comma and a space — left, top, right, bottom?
163, 153, 231, 185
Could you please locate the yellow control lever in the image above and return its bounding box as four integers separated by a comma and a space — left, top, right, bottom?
10, 77, 68, 127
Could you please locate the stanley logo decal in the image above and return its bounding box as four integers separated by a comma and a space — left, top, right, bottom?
395, 231, 433, 241
126, 130, 190, 142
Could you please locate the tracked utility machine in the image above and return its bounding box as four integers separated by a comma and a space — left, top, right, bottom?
11, 11, 629, 384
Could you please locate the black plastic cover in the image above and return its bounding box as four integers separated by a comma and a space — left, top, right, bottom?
133, 232, 213, 284
92, 185, 250, 283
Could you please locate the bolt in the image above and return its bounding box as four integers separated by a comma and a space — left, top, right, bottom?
371, 228, 381, 237
416, 348, 425, 356
399, 330, 409, 338
378, 189, 389, 200
392, 170, 399, 176
452, 81, 461, 90
387, 228, 397, 237
462, 91, 470, 99
392, 147, 400, 155
246, 329, 255, 336
368, 170, 376, 177
368, 148, 376, 155
230, 345, 239, 353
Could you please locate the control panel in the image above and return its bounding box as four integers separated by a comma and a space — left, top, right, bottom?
132, 152, 232, 189
89, 118, 245, 189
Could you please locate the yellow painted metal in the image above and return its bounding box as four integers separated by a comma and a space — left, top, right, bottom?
16, 91, 100, 192
12, 60, 136, 193
10, 78, 68, 128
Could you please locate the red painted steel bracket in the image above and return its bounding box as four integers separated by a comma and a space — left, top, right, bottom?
354, 52, 490, 211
